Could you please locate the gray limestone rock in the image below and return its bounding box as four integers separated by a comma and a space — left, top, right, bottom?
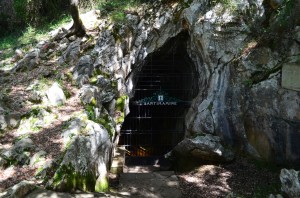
0, 113, 7, 130
173, 134, 234, 163
61, 118, 85, 147
48, 121, 113, 192
28, 91, 43, 103
5, 113, 21, 129
29, 150, 47, 167
73, 55, 94, 85
190, 109, 215, 135
13, 138, 35, 154
58, 38, 81, 65
79, 85, 98, 105
280, 169, 300, 198
269, 194, 284, 198
12, 138, 35, 165
95, 75, 111, 90
0, 180, 36, 198
0, 138, 36, 166
46, 82, 66, 106
12, 49, 40, 72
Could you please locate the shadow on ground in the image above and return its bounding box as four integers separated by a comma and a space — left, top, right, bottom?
178, 159, 281, 198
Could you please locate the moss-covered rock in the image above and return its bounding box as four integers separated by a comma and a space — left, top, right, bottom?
95, 175, 109, 193
47, 121, 112, 192
50, 165, 96, 192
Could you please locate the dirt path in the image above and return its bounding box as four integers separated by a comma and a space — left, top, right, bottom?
178, 159, 281, 198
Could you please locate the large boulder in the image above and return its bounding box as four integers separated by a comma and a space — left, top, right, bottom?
0, 180, 36, 198
47, 120, 113, 192
171, 134, 234, 163
61, 118, 85, 147
280, 169, 300, 198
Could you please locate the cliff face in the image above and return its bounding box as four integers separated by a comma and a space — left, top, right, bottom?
93, 0, 300, 165
1, 0, 300, 193
38, 0, 300, 166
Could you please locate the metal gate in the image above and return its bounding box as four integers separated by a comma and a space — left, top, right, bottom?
119, 42, 197, 164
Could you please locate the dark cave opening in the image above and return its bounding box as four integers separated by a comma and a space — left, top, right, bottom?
119, 32, 198, 166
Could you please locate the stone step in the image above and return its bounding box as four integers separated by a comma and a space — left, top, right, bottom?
110, 146, 126, 174
118, 171, 181, 198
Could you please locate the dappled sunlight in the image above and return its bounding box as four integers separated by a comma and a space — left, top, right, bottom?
0, 167, 16, 182
178, 160, 280, 198
0, 43, 84, 191
0, 166, 35, 192
179, 165, 232, 198
80, 10, 102, 31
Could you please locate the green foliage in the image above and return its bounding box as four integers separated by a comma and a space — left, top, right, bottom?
85, 104, 96, 121
0, 15, 71, 51
97, 0, 141, 11
98, 114, 115, 138
116, 95, 128, 112
12, 0, 69, 28
110, 11, 126, 24
207, 103, 213, 111
274, 0, 296, 28
97, 0, 141, 23
13, 0, 27, 20
115, 95, 127, 124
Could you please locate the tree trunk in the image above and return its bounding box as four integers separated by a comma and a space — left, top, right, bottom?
66, 0, 86, 37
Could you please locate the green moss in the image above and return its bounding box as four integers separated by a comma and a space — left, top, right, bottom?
35, 166, 45, 178
84, 104, 115, 138
116, 112, 125, 124
243, 79, 253, 87
65, 72, 73, 80
110, 11, 126, 24
116, 95, 128, 111
275, 0, 296, 28
90, 98, 97, 106
51, 164, 96, 192
207, 103, 213, 111
85, 104, 96, 121
95, 176, 109, 192
93, 68, 102, 76
99, 115, 115, 138
115, 95, 128, 125
89, 77, 98, 84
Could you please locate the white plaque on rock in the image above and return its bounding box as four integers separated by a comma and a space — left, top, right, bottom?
282, 63, 300, 91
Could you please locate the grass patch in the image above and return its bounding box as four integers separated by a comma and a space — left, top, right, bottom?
96, 0, 142, 23
97, 0, 142, 12
0, 15, 71, 52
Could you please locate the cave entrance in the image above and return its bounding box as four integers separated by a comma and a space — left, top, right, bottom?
119, 32, 198, 166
